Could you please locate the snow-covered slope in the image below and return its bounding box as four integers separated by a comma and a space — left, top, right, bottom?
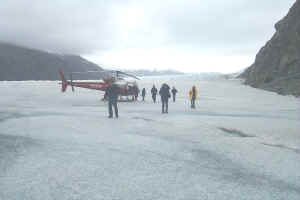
0, 77, 299, 200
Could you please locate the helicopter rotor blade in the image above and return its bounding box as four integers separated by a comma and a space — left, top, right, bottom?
69, 70, 140, 80
71, 70, 106, 74
116, 71, 140, 80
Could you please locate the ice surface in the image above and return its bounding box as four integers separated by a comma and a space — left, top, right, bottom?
0, 76, 299, 200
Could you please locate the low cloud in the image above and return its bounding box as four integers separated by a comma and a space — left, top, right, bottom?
0, 0, 118, 54
0, 0, 296, 72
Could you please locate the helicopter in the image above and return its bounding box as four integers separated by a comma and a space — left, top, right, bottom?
58, 68, 140, 101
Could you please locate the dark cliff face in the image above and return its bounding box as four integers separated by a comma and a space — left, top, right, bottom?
0, 43, 103, 81
240, 0, 300, 96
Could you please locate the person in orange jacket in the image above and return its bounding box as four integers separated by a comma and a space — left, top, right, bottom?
189, 86, 197, 109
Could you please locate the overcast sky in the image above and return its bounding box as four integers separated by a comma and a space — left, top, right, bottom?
0, 0, 296, 73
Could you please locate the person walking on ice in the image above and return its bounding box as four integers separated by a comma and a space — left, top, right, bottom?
151, 85, 158, 103
159, 83, 171, 114
189, 85, 197, 109
106, 79, 120, 118
171, 86, 178, 102
141, 88, 146, 101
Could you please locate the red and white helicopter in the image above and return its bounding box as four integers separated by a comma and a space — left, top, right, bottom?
58, 68, 140, 101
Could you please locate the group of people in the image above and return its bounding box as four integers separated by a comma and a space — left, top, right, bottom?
106, 82, 197, 118
142, 85, 178, 103
140, 84, 178, 114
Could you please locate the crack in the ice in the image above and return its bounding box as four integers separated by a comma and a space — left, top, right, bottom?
132, 117, 155, 122
187, 111, 297, 121
0, 111, 70, 123
261, 143, 300, 154
218, 127, 255, 138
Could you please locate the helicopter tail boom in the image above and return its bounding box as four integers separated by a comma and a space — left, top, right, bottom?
59, 69, 68, 92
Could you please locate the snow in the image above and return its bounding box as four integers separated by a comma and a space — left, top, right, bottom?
0, 76, 299, 200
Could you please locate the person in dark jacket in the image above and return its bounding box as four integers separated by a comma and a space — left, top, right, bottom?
141, 88, 146, 101
171, 86, 178, 102
106, 82, 120, 118
133, 85, 139, 101
159, 83, 170, 113
151, 85, 158, 103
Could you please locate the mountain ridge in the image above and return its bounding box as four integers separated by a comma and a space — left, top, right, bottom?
0, 42, 103, 81
240, 0, 300, 96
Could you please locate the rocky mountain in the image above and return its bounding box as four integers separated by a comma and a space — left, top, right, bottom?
0, 42, 103, 81
240, 0, 300, 96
